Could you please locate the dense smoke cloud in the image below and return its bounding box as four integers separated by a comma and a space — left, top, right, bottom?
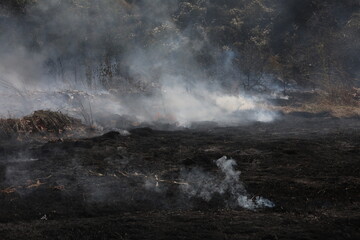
0, 0, 276, 125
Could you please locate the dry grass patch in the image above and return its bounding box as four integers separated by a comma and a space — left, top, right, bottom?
0, 110, 90, 140
271, 88, 360, 118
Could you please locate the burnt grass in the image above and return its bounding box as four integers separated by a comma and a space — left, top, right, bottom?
0, 114, 359, 240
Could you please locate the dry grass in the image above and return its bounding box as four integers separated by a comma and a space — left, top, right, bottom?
0, 110, 88, 140
274, 103, 360, 118
271, 88, 360, 118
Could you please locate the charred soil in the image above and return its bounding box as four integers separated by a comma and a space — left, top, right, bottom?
0, 115, 359, 240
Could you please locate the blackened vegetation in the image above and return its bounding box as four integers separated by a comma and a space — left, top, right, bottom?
0, 1, 359, 239
0, 116, 359, 239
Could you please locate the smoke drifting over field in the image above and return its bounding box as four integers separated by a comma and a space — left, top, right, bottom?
0, 0, 275, 126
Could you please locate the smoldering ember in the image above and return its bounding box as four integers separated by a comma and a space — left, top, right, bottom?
0, 1, 359, 240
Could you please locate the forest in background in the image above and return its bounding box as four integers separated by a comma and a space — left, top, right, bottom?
0, 0, 359, 102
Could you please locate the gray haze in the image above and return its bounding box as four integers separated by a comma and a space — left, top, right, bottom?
0, 0, 276, 126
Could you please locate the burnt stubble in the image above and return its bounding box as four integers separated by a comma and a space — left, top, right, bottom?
0, 115, 359, 240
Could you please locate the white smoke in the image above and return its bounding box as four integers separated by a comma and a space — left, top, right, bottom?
0, 0, 277, 126
181, 156, 275, 210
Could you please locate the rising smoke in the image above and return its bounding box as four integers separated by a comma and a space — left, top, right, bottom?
0, 0, 276, 126
180, 156, 275, 210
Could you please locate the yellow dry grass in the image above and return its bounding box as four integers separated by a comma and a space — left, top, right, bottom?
274, 104, 359, 118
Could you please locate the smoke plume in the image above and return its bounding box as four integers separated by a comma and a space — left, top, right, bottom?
0, 0, 276, 126
181, 156, 275, 210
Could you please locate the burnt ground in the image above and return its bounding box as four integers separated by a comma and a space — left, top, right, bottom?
0, 114, 359, 239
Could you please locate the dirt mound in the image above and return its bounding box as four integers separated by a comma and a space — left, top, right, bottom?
0, 110, 92, 140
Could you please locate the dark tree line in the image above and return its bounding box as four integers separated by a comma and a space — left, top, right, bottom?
0, 0, 359, 95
